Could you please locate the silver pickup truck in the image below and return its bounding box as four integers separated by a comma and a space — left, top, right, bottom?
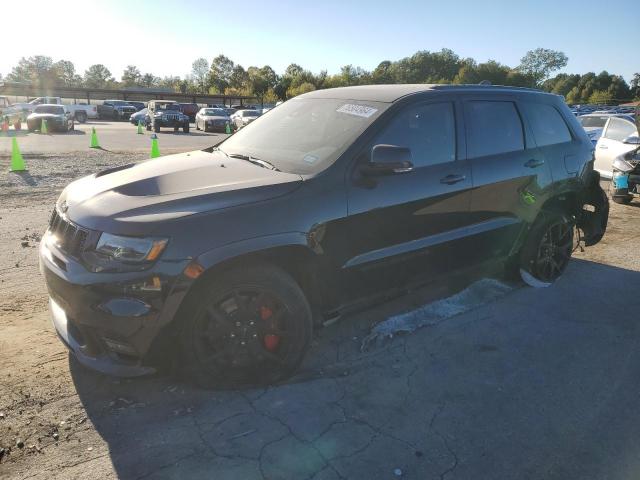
11, 96, 98, 123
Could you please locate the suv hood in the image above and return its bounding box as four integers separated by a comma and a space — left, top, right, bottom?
59, 150, 303, 234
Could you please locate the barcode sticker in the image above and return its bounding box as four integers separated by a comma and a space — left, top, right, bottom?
336, 104, 378, 118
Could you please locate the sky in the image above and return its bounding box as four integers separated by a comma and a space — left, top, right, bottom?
1, 0, 637, 82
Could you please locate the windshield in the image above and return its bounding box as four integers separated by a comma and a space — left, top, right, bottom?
220, 98, 387, 175
34, 105, 64, 114
579, 116, 608, 128
242, 110, 259, 117
204, 108, 227, 116
111, 101, 131, 107
158, 104, 180, 111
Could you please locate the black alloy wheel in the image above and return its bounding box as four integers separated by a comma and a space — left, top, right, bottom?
520, 213, 574, 285
180, 265, 312, 388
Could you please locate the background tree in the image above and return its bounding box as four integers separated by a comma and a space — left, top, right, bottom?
140, 73, 159, 88
121, 65, 142, 87
191, 58, 209, 93
208, 55, 235, 93
83, 64, 115, 88
7, 55, 59, 88
518, 48, 568, 87
52, 60, 82, 87
630, 73, 640, 99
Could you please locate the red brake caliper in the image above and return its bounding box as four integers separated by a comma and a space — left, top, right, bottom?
260, 306, 280, 351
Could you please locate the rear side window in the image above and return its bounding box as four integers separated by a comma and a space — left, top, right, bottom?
466, 101, 524, 158
374, 102, 456, 167
604, 118, 637, 142
523, 102, 572, 146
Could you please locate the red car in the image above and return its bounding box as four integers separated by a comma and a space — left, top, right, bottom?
178, 103, 199, 122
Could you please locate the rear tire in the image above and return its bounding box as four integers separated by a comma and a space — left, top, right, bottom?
14, 120, 21, 131
179, 264, 313, 389
154, 123, 160, 133
75, 112, 87, 123
519, 212, 573, 287
612, 195, 632, 205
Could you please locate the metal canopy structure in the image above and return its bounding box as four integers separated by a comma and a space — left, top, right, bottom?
0, 82, 255, 106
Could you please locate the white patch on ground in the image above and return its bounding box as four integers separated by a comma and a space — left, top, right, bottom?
361, 278, 513, 350
519, 268, 551, 288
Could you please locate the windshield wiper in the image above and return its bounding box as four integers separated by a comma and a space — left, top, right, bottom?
226, 152, 280, 171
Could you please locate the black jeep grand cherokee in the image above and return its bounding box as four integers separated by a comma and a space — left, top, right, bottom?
40, 85, 608, 387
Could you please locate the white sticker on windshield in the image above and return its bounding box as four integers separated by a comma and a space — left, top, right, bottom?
303, 154, 318, 164
336, 104, 378, 118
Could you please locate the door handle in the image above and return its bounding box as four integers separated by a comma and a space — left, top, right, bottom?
524, 159, 545, 168
440, 174, 466, 185
598, 145, 608, 149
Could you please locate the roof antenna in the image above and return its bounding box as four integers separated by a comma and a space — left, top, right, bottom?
479, 80, 492, 86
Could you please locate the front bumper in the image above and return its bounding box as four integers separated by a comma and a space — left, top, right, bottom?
154, 117, 188, 127
40, 231, 192, 377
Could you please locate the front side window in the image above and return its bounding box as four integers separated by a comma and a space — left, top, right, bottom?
373, 102, 456, 168
604, 118, 637, 142
523, 102, 572, 146
466, 101, 524, 158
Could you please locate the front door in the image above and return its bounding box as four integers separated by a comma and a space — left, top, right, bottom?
344, 99, 473, 299
595, 117, 638, 178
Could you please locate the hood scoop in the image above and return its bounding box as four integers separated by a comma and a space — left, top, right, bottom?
95, 163, 135, 178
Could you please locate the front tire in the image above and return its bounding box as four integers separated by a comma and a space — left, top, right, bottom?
154, 123, 160, 133
179, 264, 313, 389
519, 212, 574, 287
183, 124, 190, 133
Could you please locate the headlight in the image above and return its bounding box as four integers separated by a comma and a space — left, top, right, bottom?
95, 233, 168, 263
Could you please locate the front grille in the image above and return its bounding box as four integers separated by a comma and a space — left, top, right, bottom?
49, 208, 89, 257
164, 114, 180, 120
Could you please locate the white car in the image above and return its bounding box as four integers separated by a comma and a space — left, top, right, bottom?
230, 109, 260, 129
577, 113, 635, 146
592, 116, 639, 179
195, 107, 231, 132
11, 96, 97, 123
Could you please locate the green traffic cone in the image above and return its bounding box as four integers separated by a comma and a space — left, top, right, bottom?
90, 127, 100, 148
10, 137, 26, 172
150, 134, 160, 158
225, 122, 231, 134
137, 120, 144, 134
41, 118, 48, 134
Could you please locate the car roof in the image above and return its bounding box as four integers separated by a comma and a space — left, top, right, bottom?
299, 84, 550, 103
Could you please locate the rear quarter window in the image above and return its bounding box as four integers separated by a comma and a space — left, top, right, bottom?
523, 102, 572, 147
465, 101, 524, 158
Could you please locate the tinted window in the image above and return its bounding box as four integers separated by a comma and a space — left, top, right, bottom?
524, 102, 572, 146
466, 101, 524, 158
604, 118, 637, 142
374, 102, 456, 167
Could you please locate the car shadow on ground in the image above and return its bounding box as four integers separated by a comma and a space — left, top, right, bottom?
70, 258, 640, 479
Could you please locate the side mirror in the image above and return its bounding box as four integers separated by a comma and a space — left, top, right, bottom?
362, 144, 413, 175
623, 135, 640, 145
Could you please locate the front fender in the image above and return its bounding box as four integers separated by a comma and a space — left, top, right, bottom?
195, 231, 311, 270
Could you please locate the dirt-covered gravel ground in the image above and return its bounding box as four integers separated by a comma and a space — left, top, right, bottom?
1, 147, 640, 479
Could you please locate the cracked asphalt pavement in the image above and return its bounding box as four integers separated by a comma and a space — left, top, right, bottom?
2, 146, 640, 479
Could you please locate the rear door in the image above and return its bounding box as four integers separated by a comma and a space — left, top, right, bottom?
344, 98, 473, 298
594, 117, 638, 178
462, 96, 553, 263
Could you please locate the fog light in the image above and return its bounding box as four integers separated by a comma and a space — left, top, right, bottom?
103, 337, 137, 356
